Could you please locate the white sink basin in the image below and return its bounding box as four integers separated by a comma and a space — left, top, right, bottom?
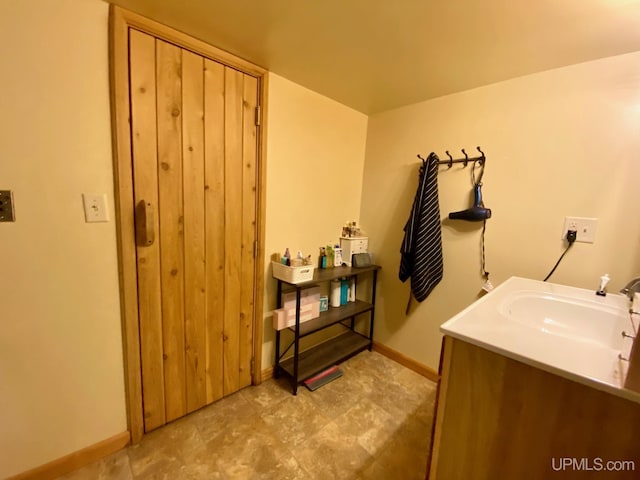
499, 289, 625, 350
441, 276, 637, 401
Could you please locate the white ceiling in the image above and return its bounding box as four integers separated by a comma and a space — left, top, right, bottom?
109, 0, 640, 114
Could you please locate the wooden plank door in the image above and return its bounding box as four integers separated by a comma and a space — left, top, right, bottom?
129, 29, 259, 432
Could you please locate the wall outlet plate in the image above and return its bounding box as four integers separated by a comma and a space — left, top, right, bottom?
562, 216, 597, 243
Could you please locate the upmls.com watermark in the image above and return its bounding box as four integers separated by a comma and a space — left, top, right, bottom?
552, 458, 635, 472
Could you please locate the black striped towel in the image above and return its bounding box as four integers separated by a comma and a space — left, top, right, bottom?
399, 152, 443, 304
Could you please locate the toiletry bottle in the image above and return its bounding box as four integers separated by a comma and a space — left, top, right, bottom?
334, 244, 343, 267
330, 279, 341, 307
340, 278, 349, 305
319, 247, 327, 269
284, 248, 291, 266
348, 277, 356, 302
596, 273, 610, 296
326, 245, 335, 269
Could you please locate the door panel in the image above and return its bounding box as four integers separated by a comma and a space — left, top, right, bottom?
129, 32, 258, 432
181, 50, 207, 414
223, 67, 244, 395
156, 39, 187, 423
129, 29, 165, 432
203, 59, 226, 405
240, 75, 258, 388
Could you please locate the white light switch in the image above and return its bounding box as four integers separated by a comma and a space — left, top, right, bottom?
82, 193, 109, 223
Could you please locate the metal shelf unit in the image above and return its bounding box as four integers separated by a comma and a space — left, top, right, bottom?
274, 264, 380, 394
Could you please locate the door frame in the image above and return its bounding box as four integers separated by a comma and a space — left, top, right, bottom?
109, 5, 268, 443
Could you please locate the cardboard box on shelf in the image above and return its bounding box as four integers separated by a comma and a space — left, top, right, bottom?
281, 286, 321, 310
272, 301, 321, 330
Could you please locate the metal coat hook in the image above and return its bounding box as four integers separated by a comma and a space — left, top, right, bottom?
445, 151, 453, 169
473, 146, 486, 185
476, 146, 485, 165
417, 147, 487, 169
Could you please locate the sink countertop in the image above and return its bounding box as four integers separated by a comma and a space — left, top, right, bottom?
441, 276, 640, 405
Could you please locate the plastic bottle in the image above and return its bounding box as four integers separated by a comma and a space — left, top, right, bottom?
348, 277, 356, 302
326, 245, 335, 269
340, 278, 349, 305
334, 244, 343, 267
330, 279, 341, 307
596, 273, 610, 296
319, 247, 327, 269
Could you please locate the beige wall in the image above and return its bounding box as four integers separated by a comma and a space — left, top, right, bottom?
0, 3, 368, 474
5, 0, 639, 474
0, 0, 127, 477
262, 73, 369, 368
360, 52, 640, 369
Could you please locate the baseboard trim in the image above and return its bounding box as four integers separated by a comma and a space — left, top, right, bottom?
261, 343, 439, 384
372, 341, 440, 383
261, 366, 274, 381
8, 431, 130, 480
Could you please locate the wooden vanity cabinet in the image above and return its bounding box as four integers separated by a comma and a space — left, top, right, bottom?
428, 336, 640, 480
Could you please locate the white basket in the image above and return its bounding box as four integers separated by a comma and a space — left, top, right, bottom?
272, 261, 315, 284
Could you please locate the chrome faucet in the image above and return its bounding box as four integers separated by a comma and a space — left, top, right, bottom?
620, 277, 640, 301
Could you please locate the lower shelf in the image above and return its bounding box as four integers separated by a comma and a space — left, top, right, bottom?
279, 331, 370, 382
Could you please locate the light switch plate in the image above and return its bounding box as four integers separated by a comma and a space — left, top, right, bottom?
0, 190, 15, 222
82, 193, 109, 222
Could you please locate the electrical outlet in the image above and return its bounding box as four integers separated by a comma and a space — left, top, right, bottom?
562, 216, 597, 243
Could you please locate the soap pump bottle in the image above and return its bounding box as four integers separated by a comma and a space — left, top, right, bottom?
596, 273, 610, 297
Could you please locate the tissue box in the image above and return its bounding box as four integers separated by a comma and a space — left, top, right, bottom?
281, 286, 321, 310
272, 301, 321, 330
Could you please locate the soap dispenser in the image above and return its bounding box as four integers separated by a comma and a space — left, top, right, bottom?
596, 273, 610, 297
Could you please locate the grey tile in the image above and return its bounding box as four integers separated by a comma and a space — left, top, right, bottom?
292, 422, 374, 480
191, 390, 257, 444
239, 376, 293, 410
54, 351, 436, 480
335, 397, 397, 456
361, 412, 431, 480
260, 390, 330, 447
127, 416, 206, 478
304, 371, 370, 419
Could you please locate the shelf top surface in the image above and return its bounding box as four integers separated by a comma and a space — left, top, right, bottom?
280, 264, 380, 286
290, 299, 373, 336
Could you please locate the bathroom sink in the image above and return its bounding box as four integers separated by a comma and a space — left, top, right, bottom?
499, 289, 626, 350
441, 276, 636, 397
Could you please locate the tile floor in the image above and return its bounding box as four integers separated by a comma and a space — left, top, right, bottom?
58, 351, 437, 479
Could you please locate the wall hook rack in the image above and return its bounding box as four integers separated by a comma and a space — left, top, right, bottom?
417, 146, 486, 169
445, 151, 454, 168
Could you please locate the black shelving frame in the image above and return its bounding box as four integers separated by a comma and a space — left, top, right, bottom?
273, 264, 380, 395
